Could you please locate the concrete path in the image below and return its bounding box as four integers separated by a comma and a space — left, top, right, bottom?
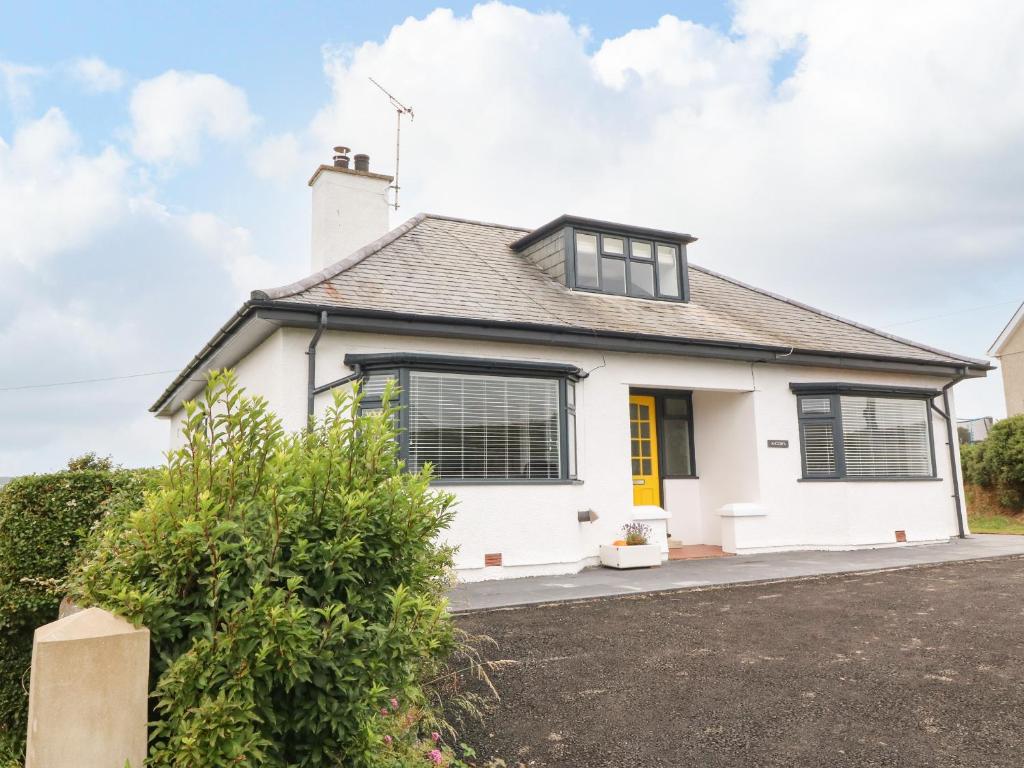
449, 534, 1024, 612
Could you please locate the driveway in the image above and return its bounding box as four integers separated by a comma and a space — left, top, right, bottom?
456, 555, 1024, 767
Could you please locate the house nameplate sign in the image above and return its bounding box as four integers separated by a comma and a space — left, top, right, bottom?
767, 439, 789, 448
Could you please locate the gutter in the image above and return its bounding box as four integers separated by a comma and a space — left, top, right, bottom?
153, 299, 992, 415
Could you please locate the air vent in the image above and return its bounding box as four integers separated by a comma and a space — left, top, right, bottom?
484, 553, 503, 567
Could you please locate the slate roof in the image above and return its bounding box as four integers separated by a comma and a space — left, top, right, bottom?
253, 213, 986, 368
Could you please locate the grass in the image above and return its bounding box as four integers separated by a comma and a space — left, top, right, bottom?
969, 514, 1024, 535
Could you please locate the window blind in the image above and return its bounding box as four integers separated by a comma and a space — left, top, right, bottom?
795, 391, 935, 480
408, 371, 561, 480
840, 395, 931, 477
801, 422, 837, 476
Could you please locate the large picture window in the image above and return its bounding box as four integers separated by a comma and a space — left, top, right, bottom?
408, 371, 561, 481
346, 353, 582, 483
794, 386, 936, 480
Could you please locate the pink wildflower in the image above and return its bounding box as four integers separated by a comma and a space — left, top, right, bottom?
431, 732, 441, 743
390, 697, 399, 710
427, 749, 443, 765
383, 735, 392, 746
380, 707, 389, 717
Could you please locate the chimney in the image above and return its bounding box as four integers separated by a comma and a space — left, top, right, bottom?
309, 146, 393, 274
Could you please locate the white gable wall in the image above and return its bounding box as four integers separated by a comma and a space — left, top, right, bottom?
167, 326, 967, 581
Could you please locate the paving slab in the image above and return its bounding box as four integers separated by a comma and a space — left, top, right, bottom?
449, 534, 1024, 611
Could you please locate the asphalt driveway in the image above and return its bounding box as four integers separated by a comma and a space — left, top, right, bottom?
456, 556, 1024, 767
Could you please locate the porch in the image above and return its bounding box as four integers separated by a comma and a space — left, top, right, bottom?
626, 386, 762, 554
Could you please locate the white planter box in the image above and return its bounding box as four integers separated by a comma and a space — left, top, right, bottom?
599, 543, 662, 569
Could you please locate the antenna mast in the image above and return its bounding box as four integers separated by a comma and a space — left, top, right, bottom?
369, 77, 414, 210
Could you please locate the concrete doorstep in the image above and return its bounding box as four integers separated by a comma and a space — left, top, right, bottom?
449, 534, 1024, 612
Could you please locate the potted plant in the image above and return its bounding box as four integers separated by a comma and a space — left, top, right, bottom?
599, 522, 662, 569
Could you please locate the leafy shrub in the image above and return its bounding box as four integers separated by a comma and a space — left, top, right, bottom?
0, 458, 152, 763
962, 414, 1024, 511
960, 441, 990, 487
978, 414, 1024, 509
72, 371, 460, 767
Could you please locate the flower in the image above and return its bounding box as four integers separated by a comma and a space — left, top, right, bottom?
427, 749, 443, 764
380, 707, 389, 717
383, 735, 392, 746
390, 697, 399, 710
431, 732, 441, 743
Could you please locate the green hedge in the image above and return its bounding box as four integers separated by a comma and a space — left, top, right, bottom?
0, 457, 153, 763
960, 413, 1024, 510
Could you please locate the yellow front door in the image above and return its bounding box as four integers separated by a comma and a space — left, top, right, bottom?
629, 395, 661, 506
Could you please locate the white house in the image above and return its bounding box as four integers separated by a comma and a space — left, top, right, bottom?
153, 150, 991, 582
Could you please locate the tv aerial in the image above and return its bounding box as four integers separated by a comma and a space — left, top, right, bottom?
369, 77, 414, 210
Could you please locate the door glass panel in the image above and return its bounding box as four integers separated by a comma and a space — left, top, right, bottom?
663, 396, 689, 417
663, 419, 693, 475
630, 261, 655, 298
602, 257, 626, 294
657, 244, 680, 297
575, 232, 599, 288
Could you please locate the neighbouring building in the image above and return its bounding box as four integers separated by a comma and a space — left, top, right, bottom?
989, 301, 1024, 417
957, 416, 994, 444
153, 149, 991, 582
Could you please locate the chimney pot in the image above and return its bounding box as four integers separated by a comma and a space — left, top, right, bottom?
353, 153, 370, 172
332, 145, 351, 168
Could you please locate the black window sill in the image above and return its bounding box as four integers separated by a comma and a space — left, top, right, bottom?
430, 478, 583, 486
798, 476, 943, 483
662, 474, 700, 480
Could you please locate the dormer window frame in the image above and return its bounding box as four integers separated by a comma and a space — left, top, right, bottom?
566, 224, 690, 303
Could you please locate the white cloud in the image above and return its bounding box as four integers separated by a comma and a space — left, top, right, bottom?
0, 108, 128, 268
181, 210, 285, 293
69, 56, 125, 92
129, 70, 256, 164
290, 1, 1024, 420
0, 60, 45, 111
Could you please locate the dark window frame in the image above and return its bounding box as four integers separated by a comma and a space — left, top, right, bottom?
792, 384, 939, 482
348, 353, 583, 485
567, 226, 689, 302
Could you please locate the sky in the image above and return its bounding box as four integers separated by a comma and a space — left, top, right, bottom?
1, 0, 1022, 474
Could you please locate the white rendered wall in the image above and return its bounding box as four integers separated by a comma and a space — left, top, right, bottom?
737, 364, 965, 553
171, 325, 969, 580
310, 168, 391, 273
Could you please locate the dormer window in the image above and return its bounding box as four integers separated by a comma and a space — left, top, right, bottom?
511, 215, 695, 302
573, 230, 683, 300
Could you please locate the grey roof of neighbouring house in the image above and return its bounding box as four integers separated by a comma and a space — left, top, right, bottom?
253, 213, 987, 367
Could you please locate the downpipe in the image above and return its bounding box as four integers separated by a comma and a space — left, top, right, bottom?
306, 311, 328, 422
934, 367, 969, 539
